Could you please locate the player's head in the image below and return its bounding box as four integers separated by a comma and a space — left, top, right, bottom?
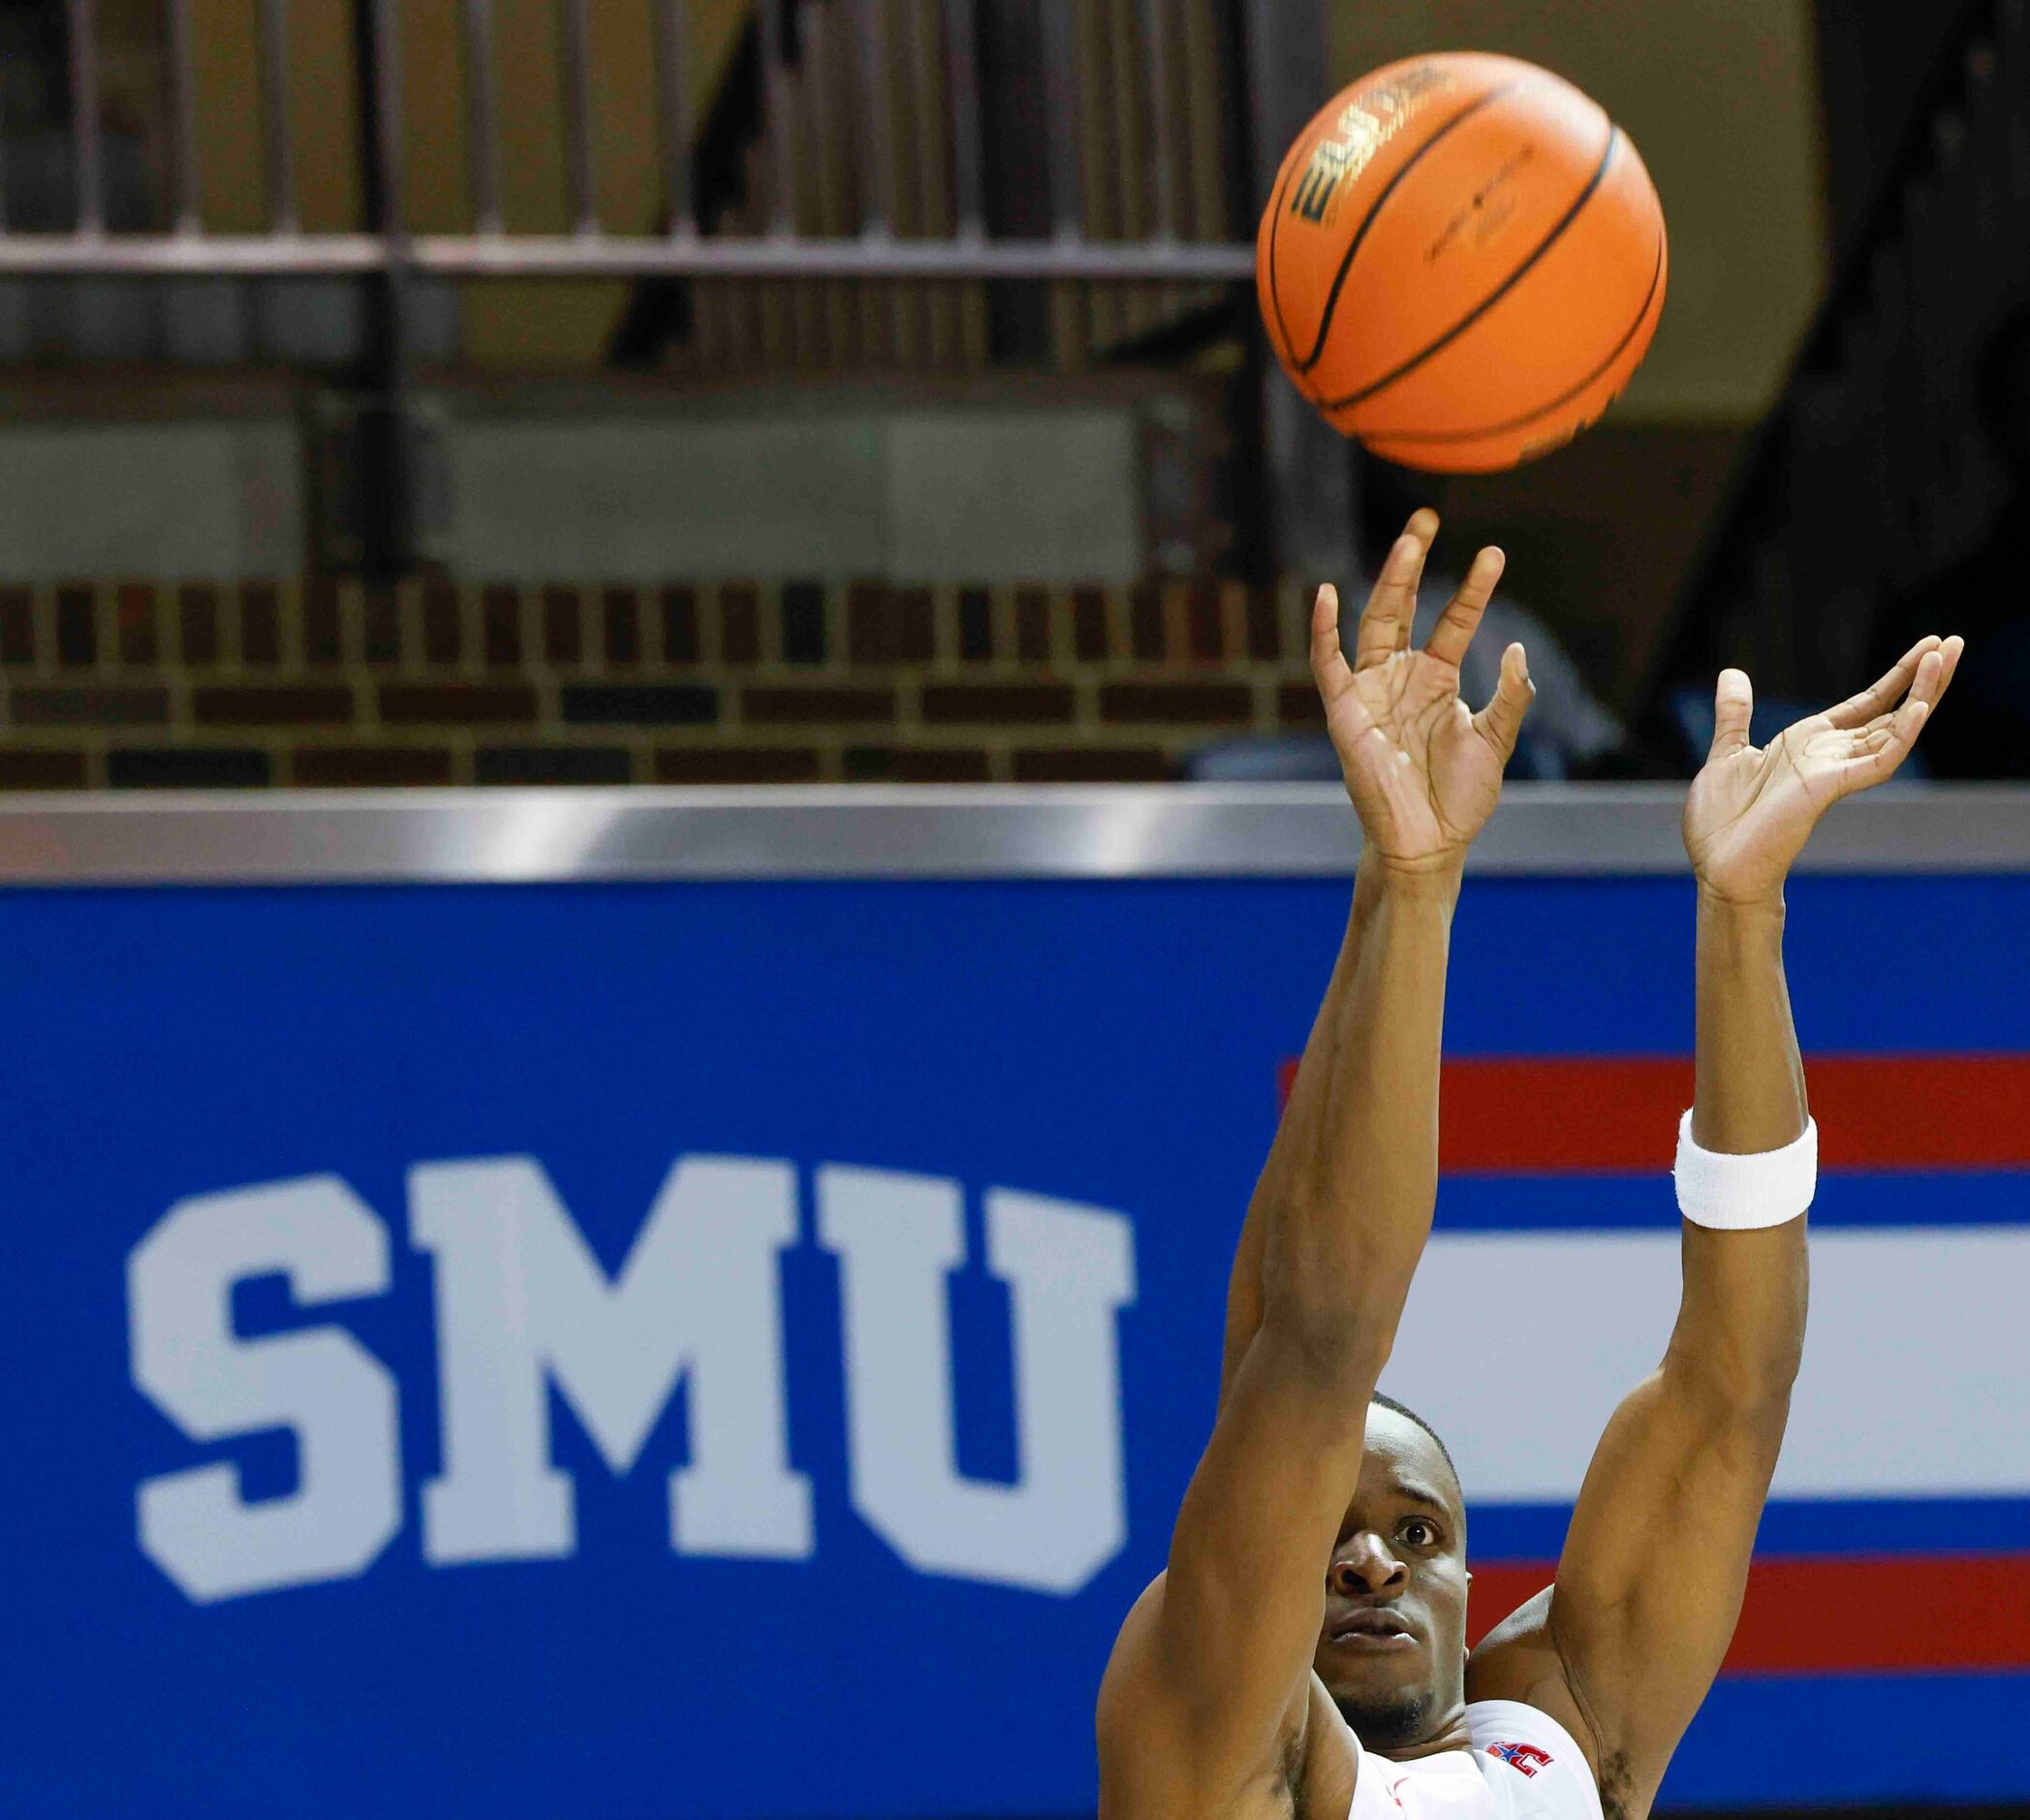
1312, 1396, 1471, 1751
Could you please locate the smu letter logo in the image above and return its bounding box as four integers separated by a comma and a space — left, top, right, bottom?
127, 1157, 1137, 1605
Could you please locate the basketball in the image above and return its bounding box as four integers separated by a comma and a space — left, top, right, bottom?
1258, 53, 1668, 473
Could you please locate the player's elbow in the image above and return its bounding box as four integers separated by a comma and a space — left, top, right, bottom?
1253, 1290, 1394, 1396
1666, 1326, 1803, 1429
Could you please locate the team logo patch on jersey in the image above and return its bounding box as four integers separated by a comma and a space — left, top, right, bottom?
1488, 1742, 1554, 1777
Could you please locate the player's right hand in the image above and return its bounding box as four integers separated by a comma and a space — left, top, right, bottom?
1312, 508, 1536, 870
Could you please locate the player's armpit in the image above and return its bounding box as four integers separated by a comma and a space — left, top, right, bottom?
1098, 1326, 1376, 1817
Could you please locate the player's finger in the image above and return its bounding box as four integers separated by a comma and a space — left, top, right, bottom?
1423, 545, 1507, 668
1310, 583, 1353, 701
1472, 643, 1535, 761
1825, 636, 1940, 730
1710, 668, 1754, 758
1354, 509, 1438, 669
1839, 675, 1938, 794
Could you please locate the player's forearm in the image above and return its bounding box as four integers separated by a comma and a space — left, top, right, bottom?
1240, 850, 1459, 1372
1671, 888, 1808, 1404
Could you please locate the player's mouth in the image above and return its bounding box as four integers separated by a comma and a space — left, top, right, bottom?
1327, 1611, 1418, 1648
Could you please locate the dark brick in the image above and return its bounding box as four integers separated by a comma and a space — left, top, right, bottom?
1099, 682, 1251, 725
116, 584, 158, 665
13, 685, 169, 726
240, 583, 281, 666
743, 685, 894, 725
303, 578, 343, 666
483, 585, 522, 667
179, 583, 219, 664
543, 586, 581, 664
957, 587, 993, 662
1015, 587, 1050, 662
55, 586, 95, 667
662, 586, 699, 663
603, 587, 640, 666
844, 745, 993, 782
1130, 581, 1166, 661
921, 683, 1075, 726
0, 587, 32, 665
422, 582, 461, 665
109, 746, 270, 789
293, 745, 454, 787
362, 585, 399, 663
0, 748, 87, 788
719, 583, 760, 663
847, 581, 933, 663
1277, 682, 1327, 726
380, 683, 539, 726
781, 581, 827, 664
560, 683, 717, 725
1246, 585, 1282, 661
1187, 585, 1224, 661
195, 685, 353, 728
475, 745, 632, 785
654, 745, 822, 784
1013, 745, 1171, 782
1071, 586, 1109, 661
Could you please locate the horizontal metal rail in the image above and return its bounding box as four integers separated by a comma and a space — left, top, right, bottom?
0, 235, 1257, 281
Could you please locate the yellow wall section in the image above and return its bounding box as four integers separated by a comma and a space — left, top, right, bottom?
1328, 0, 1829, 423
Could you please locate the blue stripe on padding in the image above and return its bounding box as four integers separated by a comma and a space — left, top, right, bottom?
1660, 1673, 2030, 1806
1467, 1496, 2030, 1560
1435, 1171, 2030, 1231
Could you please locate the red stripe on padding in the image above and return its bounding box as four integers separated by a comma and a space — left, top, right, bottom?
1277, 1055, 2030, 1173
1467, 1553, 2030, 1673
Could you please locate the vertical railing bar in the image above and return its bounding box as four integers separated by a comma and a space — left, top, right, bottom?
67, 0, 106, 235
1137, 0, 1175, 240
558, 0, 598, 235
366, 0, 408, 243
1038, 0, 1083, 241
164, 0, 203, 234
656, 0, 698, 236
855, 0, 894, 237
259, 0, 297, 233
461, 0, 503, 235
762, 0, 796, 235
939, 0, 984, 240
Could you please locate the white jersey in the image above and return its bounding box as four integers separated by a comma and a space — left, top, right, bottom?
1349, 1701, 1603, 1820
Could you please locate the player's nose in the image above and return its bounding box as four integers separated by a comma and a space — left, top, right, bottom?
1327, 1535, 1407, 1597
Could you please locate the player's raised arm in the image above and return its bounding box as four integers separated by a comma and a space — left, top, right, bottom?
1469, 637, 1962, 1820
1098, 513, 1535, 1820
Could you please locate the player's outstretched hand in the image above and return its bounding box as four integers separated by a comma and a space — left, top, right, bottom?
1683, 635, 1964, 903
1312, 508, 1535, 870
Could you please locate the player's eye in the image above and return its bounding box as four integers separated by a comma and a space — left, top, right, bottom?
1399, 1519, 1439, 1548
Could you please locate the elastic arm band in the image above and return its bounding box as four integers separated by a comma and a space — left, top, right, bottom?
1673, 1110, 1816, 1230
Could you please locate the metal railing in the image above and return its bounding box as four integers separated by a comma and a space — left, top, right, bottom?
13, 0, 1256, 285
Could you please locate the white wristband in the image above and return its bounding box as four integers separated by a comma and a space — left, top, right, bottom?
1673, 1111, 1817, 1229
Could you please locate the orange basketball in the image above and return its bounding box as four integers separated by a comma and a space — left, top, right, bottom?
1257, 53, 1667, 473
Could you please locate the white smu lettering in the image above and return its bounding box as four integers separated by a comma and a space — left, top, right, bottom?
126, 1158, 1138, 1605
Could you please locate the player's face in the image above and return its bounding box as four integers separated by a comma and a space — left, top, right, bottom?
1312, 1406, 1470, 1749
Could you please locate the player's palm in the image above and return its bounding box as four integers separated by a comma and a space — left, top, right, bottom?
1313, 511, 1535, 869
1684, 638, 1961, 903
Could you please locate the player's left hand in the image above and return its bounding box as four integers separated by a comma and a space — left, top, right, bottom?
1683, 635, 1963, 903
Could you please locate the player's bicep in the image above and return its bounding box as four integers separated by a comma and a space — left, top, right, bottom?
1102, 1326, 1374, 1795
1546, 1365, 1789, 1787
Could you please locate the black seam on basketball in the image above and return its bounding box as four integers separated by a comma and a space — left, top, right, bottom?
1266, 144, 1321, 403
1358, 228, 1663, 444
1323, 122, 1624, 413
1296, 79, 1524, 376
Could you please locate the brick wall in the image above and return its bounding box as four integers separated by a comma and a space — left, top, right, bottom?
0, 578, 1329, 789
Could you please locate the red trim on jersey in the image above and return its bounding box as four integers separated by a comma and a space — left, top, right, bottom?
1467, 1553, 2030, 1672
1275, 1054, 2030, 1173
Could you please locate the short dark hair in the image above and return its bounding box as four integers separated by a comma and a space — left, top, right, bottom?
1370, 1392, 1461, 1491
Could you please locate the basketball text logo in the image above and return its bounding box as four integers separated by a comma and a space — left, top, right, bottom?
1290, 64, 1454, 229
